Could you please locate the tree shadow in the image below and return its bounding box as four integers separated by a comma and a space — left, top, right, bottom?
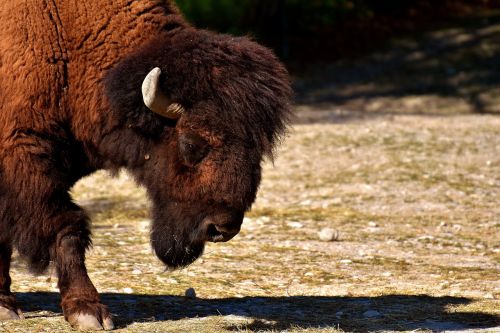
294, 13, 500, 121
15, 292, 499, 332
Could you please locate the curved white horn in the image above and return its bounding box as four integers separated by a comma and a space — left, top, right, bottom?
142, 67, 184, 119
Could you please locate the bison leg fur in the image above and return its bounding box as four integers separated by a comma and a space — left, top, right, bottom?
56, 230, 114, 331
0, 244, 23, 321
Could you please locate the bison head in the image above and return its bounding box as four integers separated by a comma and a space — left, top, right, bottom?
104, 28, 291, 269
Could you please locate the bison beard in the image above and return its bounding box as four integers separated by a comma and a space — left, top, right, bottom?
151, 201, 245, 268
151, 202, 207, 268
0, 0, 291, 330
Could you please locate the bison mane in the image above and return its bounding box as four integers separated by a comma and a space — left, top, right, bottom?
105, 27, 293, 160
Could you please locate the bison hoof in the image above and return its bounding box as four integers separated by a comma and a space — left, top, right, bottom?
68, 313, 114, 331
0, 306, 23, 321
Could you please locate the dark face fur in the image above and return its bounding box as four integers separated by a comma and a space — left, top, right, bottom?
146, 109, 262, 268
105, 28, 291, 269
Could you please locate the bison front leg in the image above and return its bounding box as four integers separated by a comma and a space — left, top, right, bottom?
2, 135, 114, 330
56, 230, 114, 331
0, 244, 23, 320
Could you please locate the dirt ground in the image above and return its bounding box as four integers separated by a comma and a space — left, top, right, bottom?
1, 13, 500, 333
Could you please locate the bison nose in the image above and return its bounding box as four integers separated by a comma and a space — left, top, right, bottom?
205, 223, 240, 243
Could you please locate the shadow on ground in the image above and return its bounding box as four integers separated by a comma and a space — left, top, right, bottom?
294, 13, 500, 121
16, 292, 499, 332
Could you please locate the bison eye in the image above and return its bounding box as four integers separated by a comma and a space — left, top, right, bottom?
179, 133, 210, 166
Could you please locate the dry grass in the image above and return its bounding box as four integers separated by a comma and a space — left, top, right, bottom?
2, 15, 500, 333
1, 112, 499, 333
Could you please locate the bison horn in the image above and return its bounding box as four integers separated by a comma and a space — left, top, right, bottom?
142, 67, 184, 119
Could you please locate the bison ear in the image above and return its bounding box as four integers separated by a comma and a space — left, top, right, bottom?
142, 67, 185, 119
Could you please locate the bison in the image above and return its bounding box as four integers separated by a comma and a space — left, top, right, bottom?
0, 0, 291, 330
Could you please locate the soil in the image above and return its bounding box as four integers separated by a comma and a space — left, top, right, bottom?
1, 11, 499, 333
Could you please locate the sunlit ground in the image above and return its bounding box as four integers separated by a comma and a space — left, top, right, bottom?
2, 14, 500, 333
1, 112, 498, 333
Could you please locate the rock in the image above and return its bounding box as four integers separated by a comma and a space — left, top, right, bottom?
363, 310, 382, 318
123, 287, 134, 294
368, 221, 378, 227
0, 306, 22, 320
484, 293, 494, 299
318, 228, 339, 241
257, 216, 270, 224
286, 221, 304, 229
332, 197, 342, 205
185, 287, 197, 299
132, 269, 142, 275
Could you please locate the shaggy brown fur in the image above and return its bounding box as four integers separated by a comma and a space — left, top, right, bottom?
0, 0, 291, 330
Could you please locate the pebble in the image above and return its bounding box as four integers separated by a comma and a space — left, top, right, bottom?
332, 197, 342, 204
363, 310, 382, 318
287, 221, 304, 229
318, 228, 339, 242
137, 220, 150, 232
257, 216, 270, 224
132, 269, 142, 275
368, 221, 378, 227
123, 287, 134, 294
185, 287, 197, 299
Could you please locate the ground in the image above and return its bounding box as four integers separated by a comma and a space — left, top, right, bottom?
1, 13, 500, 333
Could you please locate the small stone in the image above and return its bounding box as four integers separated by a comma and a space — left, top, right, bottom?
257, 216, 270, 224
318, 228, 339, 242
484, 293, 494, 299
363, 310, 381, 318
368, 221, 378, 227
185, 287, 196, 299
340, 259, 352, 264
132, 269, 142, 275
286, 221, 303, 229
137, 220, 150, 232
332, 197, 342, 204
123, 287, 133, 294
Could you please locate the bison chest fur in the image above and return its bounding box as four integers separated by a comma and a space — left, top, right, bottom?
0, 0, 291, 330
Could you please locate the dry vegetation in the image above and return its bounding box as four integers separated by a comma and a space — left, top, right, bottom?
1, 16, 500, 333
1, 113, 498, 333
